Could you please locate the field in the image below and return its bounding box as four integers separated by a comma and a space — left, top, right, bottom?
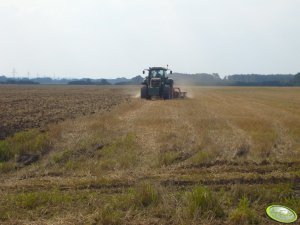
0, 85, 131, 139
0, 86, 300, 225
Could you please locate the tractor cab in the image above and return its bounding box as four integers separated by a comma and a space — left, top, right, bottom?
150, 68, 167, 89
143, 67, 170, 87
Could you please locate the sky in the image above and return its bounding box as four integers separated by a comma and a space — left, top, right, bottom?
0, 0, 300, 79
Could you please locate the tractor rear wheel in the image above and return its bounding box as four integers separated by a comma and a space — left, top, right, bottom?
163, 86, 171, 100
141, 85, 148, 99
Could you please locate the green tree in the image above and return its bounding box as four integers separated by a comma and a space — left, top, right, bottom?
294, 73, 300, 85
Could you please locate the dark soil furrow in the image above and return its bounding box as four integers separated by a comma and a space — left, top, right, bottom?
161, 175, 300, 187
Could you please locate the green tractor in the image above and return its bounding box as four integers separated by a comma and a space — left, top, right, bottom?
141, 67, 186, 100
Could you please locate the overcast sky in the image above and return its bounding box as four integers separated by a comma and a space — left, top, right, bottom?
0, 0, 299, 78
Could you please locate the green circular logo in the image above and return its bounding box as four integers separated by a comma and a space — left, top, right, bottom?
266, 205, 298, 223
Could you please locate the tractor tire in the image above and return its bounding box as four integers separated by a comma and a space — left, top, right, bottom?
163, 86, 171, 100
141, 85, 148, 99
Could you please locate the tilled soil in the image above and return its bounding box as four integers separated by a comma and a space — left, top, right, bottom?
0, 85, 130, 139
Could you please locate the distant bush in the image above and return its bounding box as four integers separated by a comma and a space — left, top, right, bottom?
68, 78, 111, 85
294, 73, 300, 85
0, 130, 51, 162
2, 79, 39, 85
226, 74, 294, 86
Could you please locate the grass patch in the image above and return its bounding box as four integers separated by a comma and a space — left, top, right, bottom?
99, 133, 138, 170
158, 151, 180, 166
229, 196, 259, 225
0, 129, 51, 162
91, 205, 123, 225
0, 161, 15, 173
230, 184, 294, 205
0, 141, 12, 162
0, 190, 90, 221
184, 186, 224, 219
282, 198, 300, 214
15, 191, 70, 209
131, 182, 160, 208
190, 150, 215, 165
51, 149, 74, 164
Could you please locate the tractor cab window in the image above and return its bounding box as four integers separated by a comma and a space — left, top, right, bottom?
150, 70, 165, 78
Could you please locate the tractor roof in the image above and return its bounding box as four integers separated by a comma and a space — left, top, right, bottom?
149, 67, 168, 71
